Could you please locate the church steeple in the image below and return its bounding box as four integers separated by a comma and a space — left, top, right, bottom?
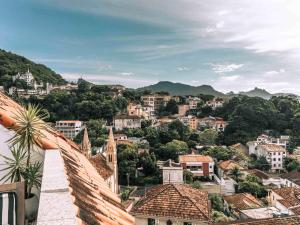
81, 127, 91, 157
105, 127, 118, 193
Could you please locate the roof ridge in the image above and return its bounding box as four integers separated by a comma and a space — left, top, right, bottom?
173, 184, 210, 219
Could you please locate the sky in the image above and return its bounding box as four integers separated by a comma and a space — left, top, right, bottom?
1, 0, 300, 94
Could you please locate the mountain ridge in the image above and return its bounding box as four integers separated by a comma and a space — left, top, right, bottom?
138, 81, 299, 99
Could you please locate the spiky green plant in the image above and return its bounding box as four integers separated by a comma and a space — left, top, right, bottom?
9, 104, 48, 167
22, 161, 43, 197
0, 147, 27, 183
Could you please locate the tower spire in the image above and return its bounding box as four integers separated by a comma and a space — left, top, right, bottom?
81, 127, 91, 157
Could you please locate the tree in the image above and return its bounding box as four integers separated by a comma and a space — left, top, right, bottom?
229, 166, 243, 182
183, 169, 193, 184
203, 147, 233, 161
250, 156, 271, 171
199, 129, 218, 146
237, 180, 267, 198
165, 99, 178, 115
283, 157, 300, 172
163, 140, 189, 160
192, 181, 202, 189
10, 104, 48, 167
209, 194, 224, 212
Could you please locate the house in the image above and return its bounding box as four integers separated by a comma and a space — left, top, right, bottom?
290, 147, 300, 163
220, 215, 300, 225
130, 184, 211, 225
179, 153, 214, 179
12, 69, 34, 85
55, 120, 83, 139
113, 114, 142, 130
244, 169, 282, 188
161, 159, 183, 184
206, 97, 224, 109
256, 144, 286, 171
280, 170, 300, 188
269, 187, 300, 215
180, 115, 198, 130
0, 92, 135, 224
248, 134, 290, 153
239, 207, 281, 220
247, 141, 286, 171
114, 133, 128, 142
188, 97, 201, 109
141, 93, 171, 110
198, 116, 227, 132
127, 102, 155, 119
178, 104, 190, 116
218, 160, 245, 178
223, 193, 263, 218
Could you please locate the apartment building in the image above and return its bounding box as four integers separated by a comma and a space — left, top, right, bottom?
55, 120, 83, 139
141, 93, 171, 110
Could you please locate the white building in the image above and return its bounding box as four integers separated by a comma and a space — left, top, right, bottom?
206, 98, 224, 109
127, 102, 155, 120
179, 154, 214, 179
161, 159, 183, 184
113, 115, 142, 131
12, 69, 34, 85
248, 144, 286, 171
141, 93, 171, 110
55, 120, 83, 139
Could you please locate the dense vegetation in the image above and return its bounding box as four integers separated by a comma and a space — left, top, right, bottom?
0, 49, 66, 88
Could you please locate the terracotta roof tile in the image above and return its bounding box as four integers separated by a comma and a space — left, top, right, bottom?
280, 171, 300, 186
223, 193, 263, 210
90, 154, 114, 180
179, 154, 214, 163
0, 92, 135, 225
260, 144, 286, 152
272, 187, 300, 214
218, 160, 244, 171
131, 184, 210, 221
217, 215, 300, 225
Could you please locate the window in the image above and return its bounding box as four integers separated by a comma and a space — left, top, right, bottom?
109, 155, 112, 162
273, 158, 276, 161
148, 218, 155, 225
167, 220, 172, 225
184, 223, 192, 225
273, 164, 276, 167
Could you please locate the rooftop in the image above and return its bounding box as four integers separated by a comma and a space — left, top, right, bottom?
218, 215, 300, 225
272, 187, 300, 215
131, 183, 210, 221
179, 154, 214, 163
260, 144, 286, 152
0, 92, 135, 225
223, 193, 263, 211
280, 170, 300, 186
218, 160, 244, 171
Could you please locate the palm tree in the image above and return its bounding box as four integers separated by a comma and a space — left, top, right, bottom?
22, 162, 43, 197
9, 104, 48, 167
229, 166, 243, 182
0, 147, 27, 183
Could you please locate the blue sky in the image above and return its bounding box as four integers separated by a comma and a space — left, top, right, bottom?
1, 0, 300, 94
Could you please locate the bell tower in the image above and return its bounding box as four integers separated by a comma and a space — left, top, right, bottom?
81, 127, 91, 157
106, 127, 118, 193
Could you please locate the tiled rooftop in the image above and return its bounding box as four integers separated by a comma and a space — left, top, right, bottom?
131, 184, 210, 221
179, 154, 214, 163
218, 160, 244, 171
223, 193, 263, 211
272, 187, 300, 215
280, 170, 300, 186
218, 215, 300, 225
260, 144, 286, 152
0, 92, 135, 225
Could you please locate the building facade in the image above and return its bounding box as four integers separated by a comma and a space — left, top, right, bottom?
113, 115, 142, 130
55, 120, 83, 139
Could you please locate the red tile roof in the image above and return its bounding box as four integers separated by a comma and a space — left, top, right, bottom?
272, 187, 300, 215
260, 144, 286, 152
217, 215, 300, 225
0, 92, 135, 225
179, 154, 214, 163
223, 193, 263, 211
218, 160, 244, 171
131, 184, 210, 221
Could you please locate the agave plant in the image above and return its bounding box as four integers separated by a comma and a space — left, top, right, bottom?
22, 161, 43, 197
0, 147, 27, 183
9, 104, 48, 166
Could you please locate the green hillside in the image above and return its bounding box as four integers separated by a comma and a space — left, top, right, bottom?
0, 49, 66, 88
137, 81, 225, 96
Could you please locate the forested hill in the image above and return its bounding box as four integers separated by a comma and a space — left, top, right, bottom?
137, 81, 225, 96
0, 49, 66, 86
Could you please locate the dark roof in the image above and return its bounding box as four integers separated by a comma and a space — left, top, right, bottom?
114, 114, 142, 119
246, 169, 270, 180
280, 170, 300, 186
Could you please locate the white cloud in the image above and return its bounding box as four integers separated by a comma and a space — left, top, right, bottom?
177, 66, 190, 71
119, 72, 134, 76
61, 73, 157, 87
211, 63, 244, 74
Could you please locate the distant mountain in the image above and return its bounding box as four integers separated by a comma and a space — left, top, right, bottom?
0, 49, 66, 86
239, 87, 273, 99
137, 81, 225, 96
